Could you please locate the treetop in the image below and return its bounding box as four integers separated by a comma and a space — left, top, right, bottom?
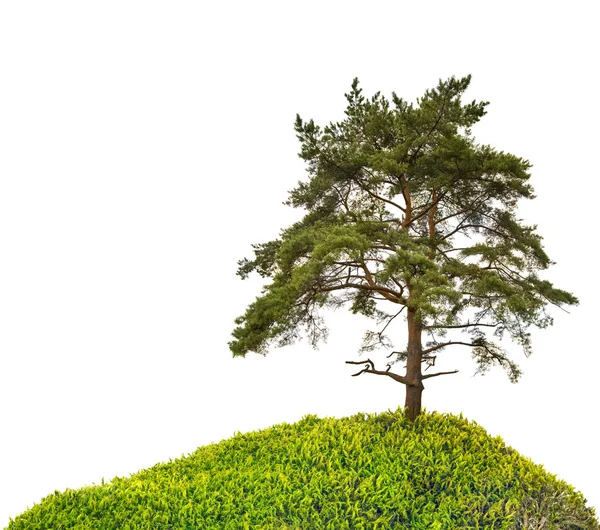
230, 75, 577, 387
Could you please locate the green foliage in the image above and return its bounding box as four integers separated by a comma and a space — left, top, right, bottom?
7, 411, 597, 529
230, 75, 578, 386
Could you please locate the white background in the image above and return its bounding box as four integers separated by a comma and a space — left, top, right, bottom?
1, 1, 598, 526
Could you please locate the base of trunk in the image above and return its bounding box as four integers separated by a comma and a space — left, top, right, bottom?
404, 384, 423, 422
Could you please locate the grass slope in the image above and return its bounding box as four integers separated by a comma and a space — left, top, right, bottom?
6, 410, 598, 529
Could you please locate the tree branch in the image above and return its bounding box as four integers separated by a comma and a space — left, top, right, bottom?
356, 177, 406, 213
404, 187, 450, 229
360, 261, 407, 304
422, 341, 478, 355
379, 307, 406, 336
421, 370, 459, 380
439, 223, 510, 243
319, 280, 405, 302
345, 359, 417, 386
400, 174, 412, 228
435, 191, 491, 225
423, 322, 500, 330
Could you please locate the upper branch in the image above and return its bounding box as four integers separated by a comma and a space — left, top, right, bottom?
356, 175, 406, 213
422, 341, 479, 355
318, 281, 405, 303
423, 322, 500, 331
400, 175, 412, 228
360, 261, 407, 304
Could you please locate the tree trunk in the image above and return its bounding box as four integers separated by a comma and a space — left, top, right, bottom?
404, 308, 424, 422
405, 384, 423, 422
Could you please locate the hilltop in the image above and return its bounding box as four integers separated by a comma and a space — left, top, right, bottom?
6, 410, 598, 529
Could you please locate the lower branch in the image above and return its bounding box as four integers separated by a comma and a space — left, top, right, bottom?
421, 370, 459, 380
345, 359, 417, 387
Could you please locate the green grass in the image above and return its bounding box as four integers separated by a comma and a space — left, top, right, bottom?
6, 409, 598, 529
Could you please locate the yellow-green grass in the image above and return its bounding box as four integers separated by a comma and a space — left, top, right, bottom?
6, 410, 598, 529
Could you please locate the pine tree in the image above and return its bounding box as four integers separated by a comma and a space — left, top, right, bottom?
229, 76, 578, 421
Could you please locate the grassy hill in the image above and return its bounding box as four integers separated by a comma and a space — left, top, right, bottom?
5, 410, 598, 529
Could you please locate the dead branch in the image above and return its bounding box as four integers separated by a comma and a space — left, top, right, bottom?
345, 359, 415, 387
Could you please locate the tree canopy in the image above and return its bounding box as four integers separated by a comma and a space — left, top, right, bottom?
229, 75, 577, 420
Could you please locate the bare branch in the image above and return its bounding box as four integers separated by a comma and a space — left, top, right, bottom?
379, 307, 406, 336
421, 370, 459, 380
346, 358, 375, 377
345, 359, 416, 386
386, 350, 405, 358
